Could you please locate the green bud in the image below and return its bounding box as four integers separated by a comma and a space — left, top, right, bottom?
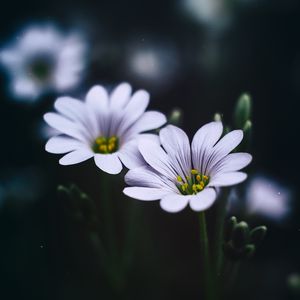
213, 113, 222, 122
287, 273, 300, 294
224, 216, 238, 242
241, 244, 256, 259
232, 221, 249, 249
243, 120, 252, 132
168, 108, 183, 126
234, 93, 252, 129
250, 226, 267, 247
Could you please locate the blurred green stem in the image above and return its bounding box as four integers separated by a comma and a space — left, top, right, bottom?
122, 201, 139, 272
199, 212, 215, 300
100, 174, 119, 285
213, 189, 229, 277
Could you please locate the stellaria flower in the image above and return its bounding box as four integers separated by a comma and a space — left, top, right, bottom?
0, 24, 87, 101
44, 83, 167, 174
245, 174, 292, 221
123, 122, 252, 213
125, 39, 179, 91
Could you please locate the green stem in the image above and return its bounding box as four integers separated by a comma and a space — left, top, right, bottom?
100, 174, 119, 286
199, 212, 215, 300
122, 201, 139, 272
213, 189, 230, 277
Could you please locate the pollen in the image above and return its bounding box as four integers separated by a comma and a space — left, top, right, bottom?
93, 135, 119, 154
175, 169, 210, 195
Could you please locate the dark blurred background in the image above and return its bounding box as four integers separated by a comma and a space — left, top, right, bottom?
0, 0, 299, 299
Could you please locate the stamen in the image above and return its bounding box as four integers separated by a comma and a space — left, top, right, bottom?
176, 169, 210, 195
93, 135, 119, 154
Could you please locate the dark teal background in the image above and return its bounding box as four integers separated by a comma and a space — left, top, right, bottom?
0, 0, 299, 299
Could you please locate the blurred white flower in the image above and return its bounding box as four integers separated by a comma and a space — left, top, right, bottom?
246, 174, 292, 221
44, 83, 167, 174
125, 40, 179, 91
124, 122, 252, 213
0, 24, 87, 101
181, 0, 232, 31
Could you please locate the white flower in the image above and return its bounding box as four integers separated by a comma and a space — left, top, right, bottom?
0, 24, 87, 101
44, 83, 167, 174
245, 174, 292, 221
125, 40, 179, 91
123, 122, 252, 213
181, 0, 232, 31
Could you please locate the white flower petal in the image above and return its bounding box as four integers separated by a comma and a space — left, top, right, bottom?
59, 149, 93, 165
118, 139, 145, 169
160, 194, 190, 213
126, 111, 167, 136
117, 89, 150, 135
94, 153, 123, 174
125, 166, 169, 188
123, 187, 168, 201
191, 121, 223, 173
44, 112, 88, 142
54, 69, 80, 90
209, 172, 247, 187
210, 152, 252, 176
110, 82, 132, 110
85, 85, 109, 135
137, 133, 161, 145
138, 139, 177, 179
189, 188, 217, 211
45, 136, 85, 154
205, 130, 243, 174
12, 77, 40, 99
159, 125, 191, 179
0, 49, 22, 67
85, 85, 109, 111
54, 96, 97, 138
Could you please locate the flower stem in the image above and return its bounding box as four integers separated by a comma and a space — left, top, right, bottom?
100, 173, 119, 287
213, 189, 229, 277
199, 211, 215, 300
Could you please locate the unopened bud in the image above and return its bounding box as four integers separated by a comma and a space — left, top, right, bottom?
232, 221, 249, 249
250, 226, 267, 246
287, 273, 300, 295
242, 244, 256, 259
224, 216, 237, 242
168, 108, 183, 126
213, 113, 222, 122
234, 93, 252, 129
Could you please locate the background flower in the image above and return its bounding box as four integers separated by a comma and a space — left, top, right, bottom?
0, 24, 87, 101
44, 83, 166, 174
246, 174, 292, 221
124, 122, 252, 213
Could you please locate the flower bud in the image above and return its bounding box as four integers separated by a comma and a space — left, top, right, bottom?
234, 93, 252, 129
168, 108, 183, 126
287, 273, 300, 295
232, 221, 249, 249
224, 216, 237, 242
250, 226, 267, 246
213, 113, 222, 122
241, 244, 256, 259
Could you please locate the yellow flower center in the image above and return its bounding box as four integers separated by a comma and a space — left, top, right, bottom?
176, 169, 209, 195
93, 136, 119, 154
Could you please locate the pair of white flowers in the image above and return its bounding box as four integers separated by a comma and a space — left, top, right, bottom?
44, 83, 252, 213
